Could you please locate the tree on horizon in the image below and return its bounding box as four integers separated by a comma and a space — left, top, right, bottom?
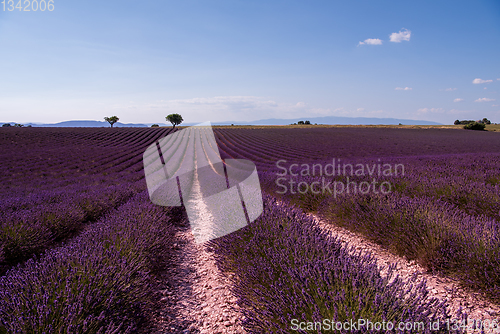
104, 116, 119, 128
166, 114, 183, 129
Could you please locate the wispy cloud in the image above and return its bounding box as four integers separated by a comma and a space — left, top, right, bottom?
417, 107, 444, 114
395, 87, 412, 91
112, 95, 358, 122
389, 29, 411, 43
448, 109, 472, 114
358, 38, 383, 46
472, 78, 493, 84
475, 98, 495, 102
161, 96, 282, 110
443, 88, 457, 91
454, 98, 464, 102
492, 104, 499, 107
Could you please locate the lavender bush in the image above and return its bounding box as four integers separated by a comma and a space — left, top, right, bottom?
0, 192, 176, 333
320, 191, 500, 301
0, 183, 141, 273
210, 196, 464, 333
214, 128, 500, 304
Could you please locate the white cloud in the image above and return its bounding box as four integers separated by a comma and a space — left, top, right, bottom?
389, 29, 411, 43
418, 108, 470, 115
312, 107, 388, 118
166, 96, 278, 107
492, 104, 499, 107
448, 109, 471, 114
472, 78, 493, 84
114, 95, 358, 122
307, 108, 333, 115
454, 98, 464, 102
358, 38, 383, 46
475, 98, 496, 102
417, 107, 444, 114
395, 87, 412, 91
444, 88, 457, 91
484, 87, 488, 90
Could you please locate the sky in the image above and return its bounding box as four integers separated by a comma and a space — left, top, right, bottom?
0, 0, 499, 125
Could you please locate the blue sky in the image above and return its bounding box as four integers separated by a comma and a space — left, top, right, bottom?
1, 0, 499, 124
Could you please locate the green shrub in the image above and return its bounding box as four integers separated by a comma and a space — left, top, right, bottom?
463, 122, 485, 130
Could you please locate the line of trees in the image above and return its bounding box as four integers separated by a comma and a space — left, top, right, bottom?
454, 118, 491, 125
292, 120, 315, 125
454, 118, 491, 131
2, 123, 29, 127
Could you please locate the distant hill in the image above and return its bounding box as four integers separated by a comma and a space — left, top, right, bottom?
184, 116, 443, 126
24, 120, 149, 127
3, 116, 442, 128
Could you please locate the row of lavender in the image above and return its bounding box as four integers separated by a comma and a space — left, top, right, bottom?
0, 182, 141, 274
214, 127, 500, 302
0, 127, 171, 194
0, 128, 186, 332
1, 126, 495, 332
0, 192, 177, 333
174, 126, 467, 331
0, 128, 171, 274
210, 195, 465, 333
214, 127, 500, 164
254, 153, 500, 301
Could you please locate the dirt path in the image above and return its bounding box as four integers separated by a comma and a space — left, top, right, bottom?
311, 213, 500, 333
152, 155, 246, 333
154, 224, 245, 334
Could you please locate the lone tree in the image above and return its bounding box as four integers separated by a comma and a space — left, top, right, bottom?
104, 116, 119, 128
166, 113, 183, 129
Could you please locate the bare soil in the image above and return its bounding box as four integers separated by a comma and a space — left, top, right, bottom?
151, 223, 246, 334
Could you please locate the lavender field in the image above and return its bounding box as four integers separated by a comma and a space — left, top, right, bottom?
1, 126, 500, 333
